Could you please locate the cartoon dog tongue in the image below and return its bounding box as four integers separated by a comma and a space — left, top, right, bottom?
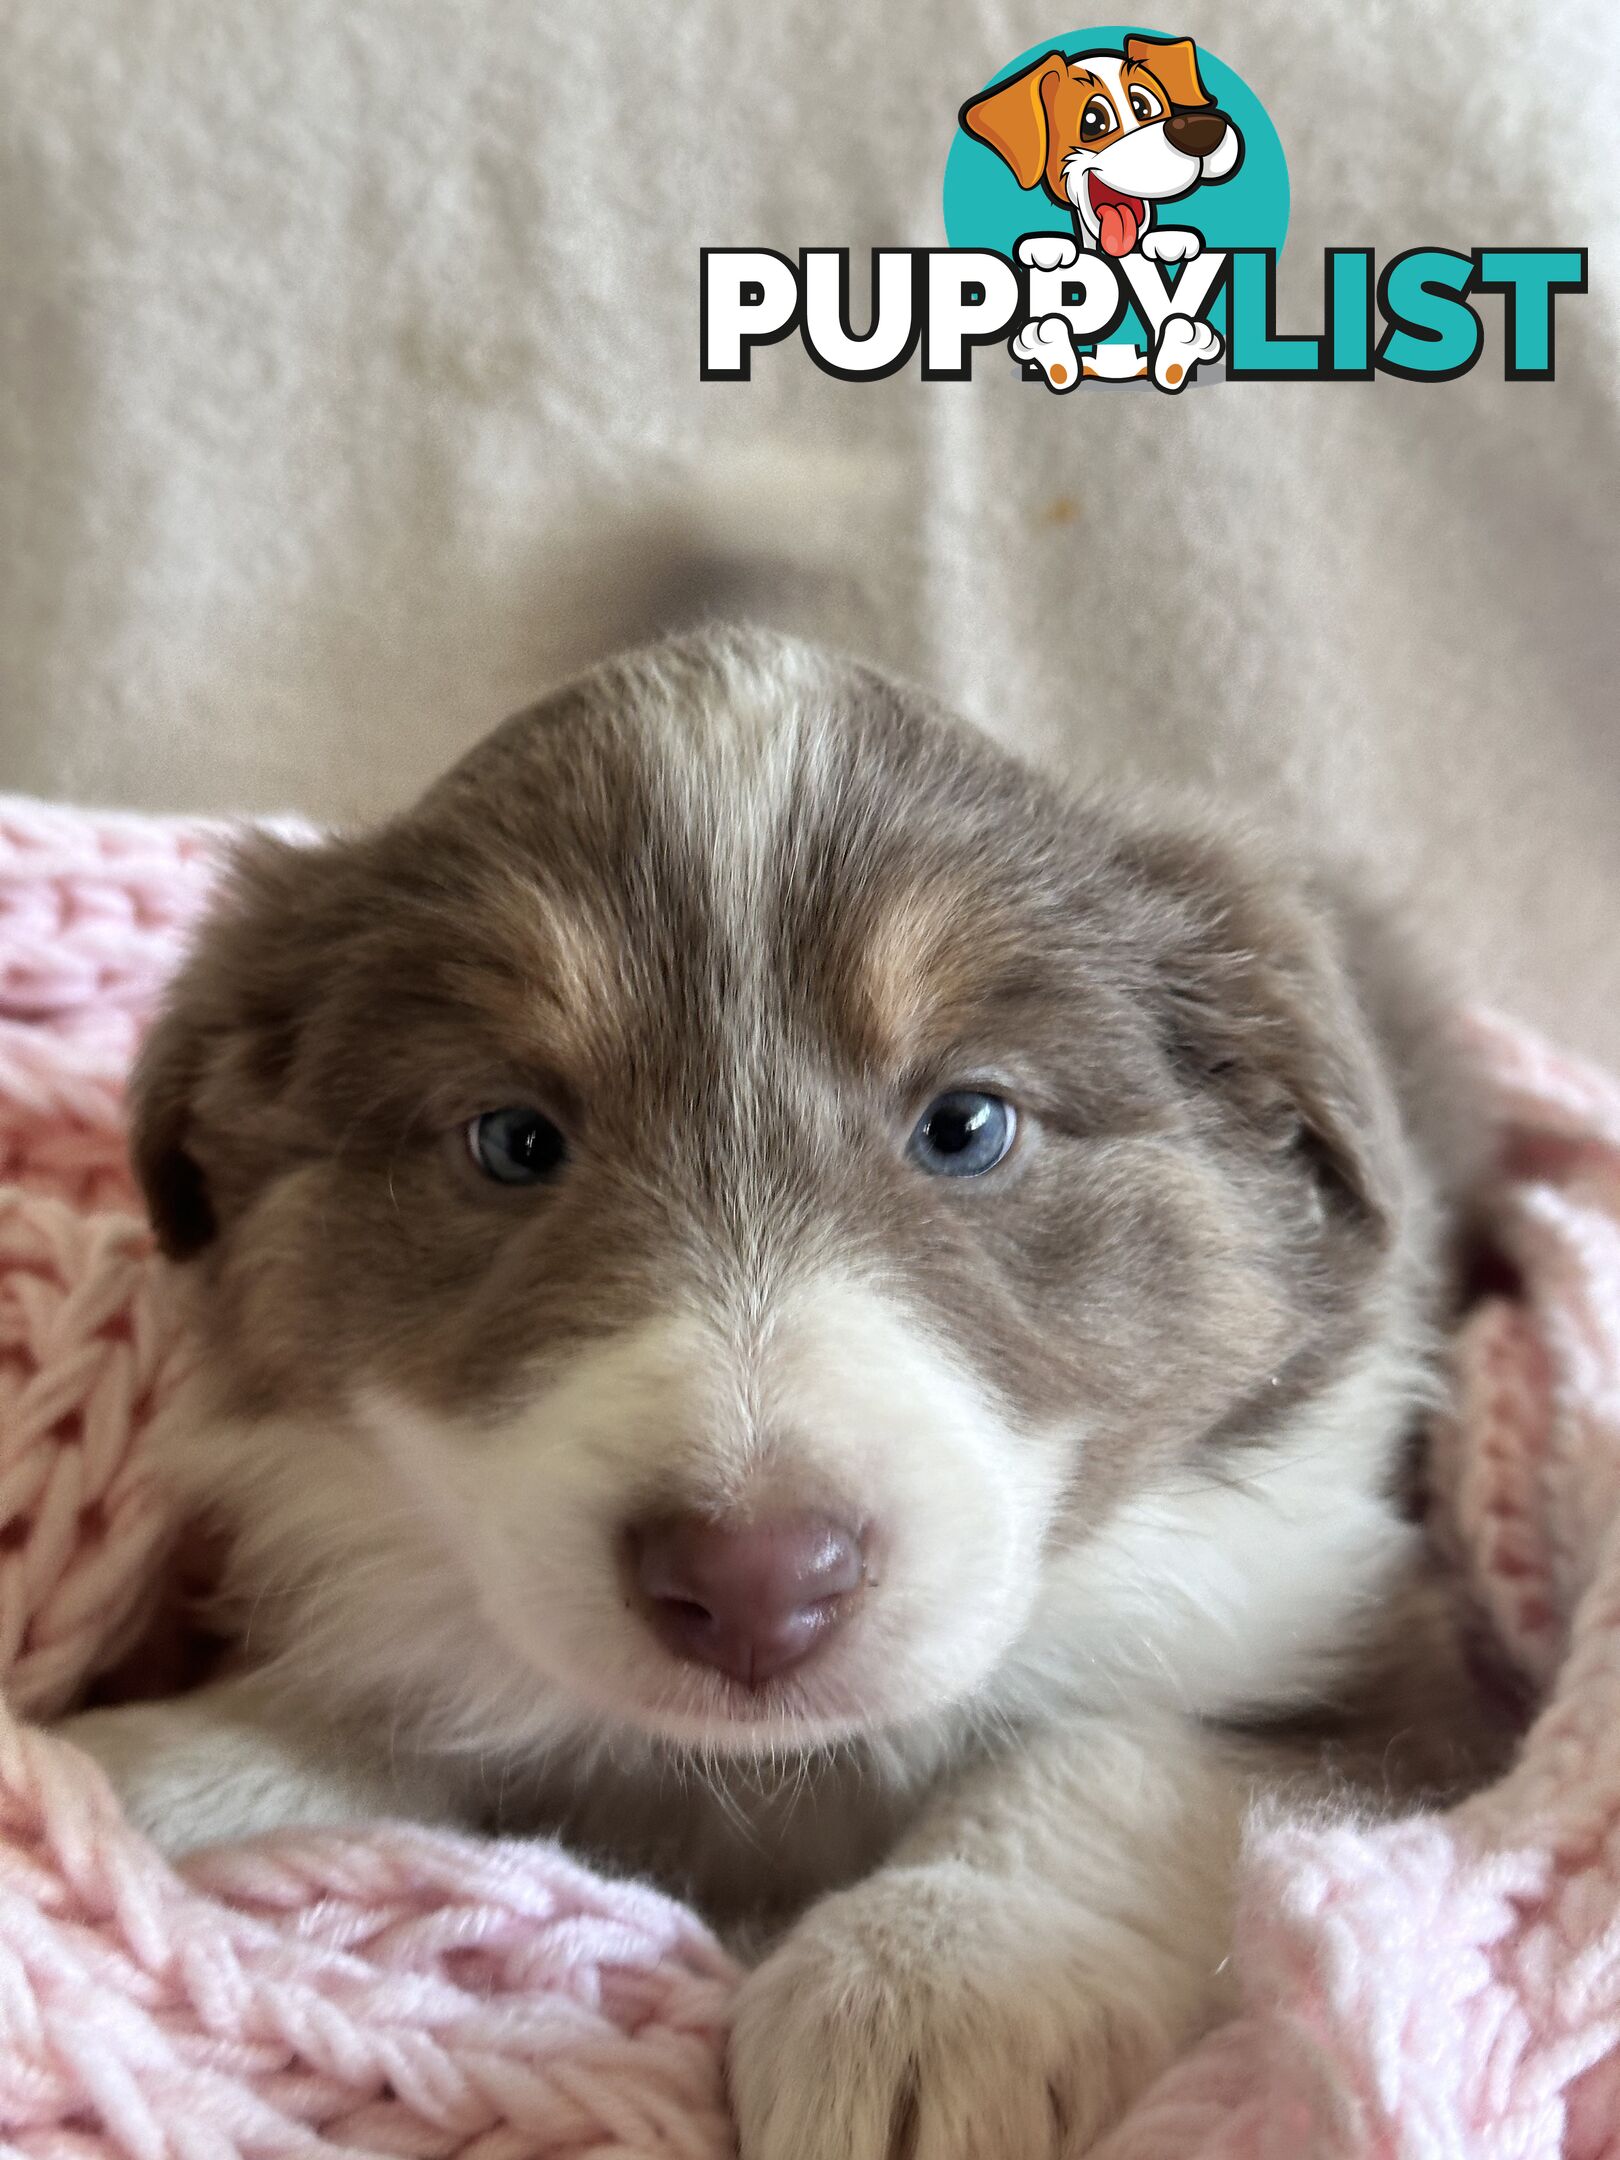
1096, 196, 1141, 257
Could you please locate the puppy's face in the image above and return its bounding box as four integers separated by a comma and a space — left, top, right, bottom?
960, 38, 1244, 256
137, 632, 1403, 1758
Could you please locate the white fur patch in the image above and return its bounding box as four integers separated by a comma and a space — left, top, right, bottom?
1015, 233, 1080, 273
1153, 313, 1223, 390
1011, 314, 1083, 392
205, 1271, 1071, 1759
996, 1330, 1435, 1727
1139, 227, 1203, 265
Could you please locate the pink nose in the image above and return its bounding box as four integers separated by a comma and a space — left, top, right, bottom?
629, 1511, 865, 1687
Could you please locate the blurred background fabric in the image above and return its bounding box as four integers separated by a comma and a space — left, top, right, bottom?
0, 2, 1615, 1058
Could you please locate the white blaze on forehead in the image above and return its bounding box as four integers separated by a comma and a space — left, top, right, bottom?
588, 634, 851, 1152
639, 631, 843, 959
1080, 53, 1131, 112
642, 630, 833, 823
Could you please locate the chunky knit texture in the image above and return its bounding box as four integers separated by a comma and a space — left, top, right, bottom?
0, 794, 1616, 2158
1096, 1008, 1620, 2160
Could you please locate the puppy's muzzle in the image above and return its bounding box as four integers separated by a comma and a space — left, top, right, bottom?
628, 1511, 867, 1687
1164, 109, 1231, 159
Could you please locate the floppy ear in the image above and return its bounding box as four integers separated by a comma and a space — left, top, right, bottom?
959, 52, 1067, 190
1170, 942, 1402, 1239
1122, 826, 1403, 1241
130, 831, 342, 1261
131, 1002, 219, 1259
1125, 34, 1212, 110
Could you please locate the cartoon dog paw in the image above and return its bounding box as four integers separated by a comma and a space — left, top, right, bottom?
1152, 313, 1222, 391
1015, 232, 1080, 273
1139, 227, 1204, 265
1011, 312, 1082, 392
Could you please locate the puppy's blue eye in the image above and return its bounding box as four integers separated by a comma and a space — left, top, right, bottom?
467, 1107, 568, 1185
908, 1092, 1017, 1178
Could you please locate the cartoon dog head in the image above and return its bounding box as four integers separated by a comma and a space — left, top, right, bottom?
961, 35, 1243, 258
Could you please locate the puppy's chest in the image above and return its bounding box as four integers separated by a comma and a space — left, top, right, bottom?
470, 1743, 932, 1931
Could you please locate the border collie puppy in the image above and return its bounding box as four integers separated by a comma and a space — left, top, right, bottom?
69, 629, 1493, 2157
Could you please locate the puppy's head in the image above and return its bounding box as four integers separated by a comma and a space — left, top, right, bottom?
135, 629, 1414, 1759
960, 37, 1244, 256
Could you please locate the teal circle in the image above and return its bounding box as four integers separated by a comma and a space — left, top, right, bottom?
942, 26, 1288, 263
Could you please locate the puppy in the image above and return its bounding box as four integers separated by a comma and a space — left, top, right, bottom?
961, 34, 1243, 259
67, 629, 1496, 2157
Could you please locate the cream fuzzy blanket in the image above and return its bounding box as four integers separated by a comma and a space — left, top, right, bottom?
0, 2, 1616, 1066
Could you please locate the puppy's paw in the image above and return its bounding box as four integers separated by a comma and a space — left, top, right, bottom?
1011, 313, 1082, 392
1138, 227, 1203, 265
729, 1865, 1171, 2159
1016, 232, 1081, 272
1152, 313, 1222, 391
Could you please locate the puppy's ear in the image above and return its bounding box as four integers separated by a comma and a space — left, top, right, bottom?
1124, 34, 1212, 110
1177, 947, 1400, 1238
1128, 829, 1403, 1239
959, 52, 1067, 189
130, 832, 343, 1261
131, 1002, 218, 1259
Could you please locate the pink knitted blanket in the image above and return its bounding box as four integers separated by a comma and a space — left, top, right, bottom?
1, 796, 1616, 2159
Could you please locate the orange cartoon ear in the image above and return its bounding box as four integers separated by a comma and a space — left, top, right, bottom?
959, 52, 1067, 190
1125, 34, 1212, 109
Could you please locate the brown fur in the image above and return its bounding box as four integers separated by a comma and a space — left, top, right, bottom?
961, 36, 1215, 210
140, 639, 1442, 1459
82, 627, 1501, 2158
